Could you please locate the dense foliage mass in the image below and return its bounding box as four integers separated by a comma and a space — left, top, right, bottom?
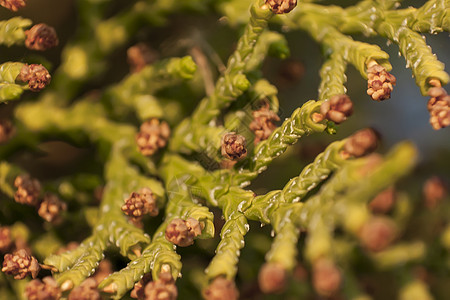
0, 0, 449, 299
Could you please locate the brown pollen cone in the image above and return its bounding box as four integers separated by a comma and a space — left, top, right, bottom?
293, 263, 308, 281
14, 174, 41, 206
2, 249, 40, 279
0, 120, 15, 143
38, 193, 67, 223
144, 271, 177, 300
93, 185, 104, 204
343, 128, 379, 158
203, 277, 239, 300
127, 43, 158, 73
0, 227, 12, 253
221, 133, 247, 161
358, 217, 397, 252
14, 236, 32, 256
136, 119, 170, 156
249, 102, 280, 144
68, 278, 100, 300
25, 276, 61, 300
122, 187, 158, 222
258, 262, 287, 294
165, 218, 202, 247
25, 24, 59, 51
356, 154, 384, 179
0, 0, 26, 11
366, 62, 396, 101
423, 176, 447, 209
265, 0, 297, 14
427, 87, 450, 130
220, 159, 238, 169
17, 64, 51, 92
312, 258, 341, 297
369, 186, 396, 214
320, 95, 353, 124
